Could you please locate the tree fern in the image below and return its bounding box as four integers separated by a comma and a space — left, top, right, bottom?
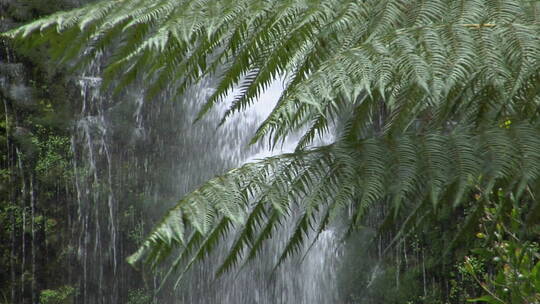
128, 122, 540, 283
3, 0, 540, 286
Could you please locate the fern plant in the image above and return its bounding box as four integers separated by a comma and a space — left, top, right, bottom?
3, 0, 540, 287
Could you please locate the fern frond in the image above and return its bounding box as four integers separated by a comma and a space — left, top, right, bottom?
5, 0, 538, 146
127, 122, 540, 279
5, 0, 540, 288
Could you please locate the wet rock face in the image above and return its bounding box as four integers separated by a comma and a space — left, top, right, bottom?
0, 0, 84, 110
0, 4, 78, 304
1, 18, 37, 111
0, 62, 38, 107
0, 62, 25, 77
0, 0, 93, 29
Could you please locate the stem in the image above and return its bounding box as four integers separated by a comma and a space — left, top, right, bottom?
466, 262, 505, 304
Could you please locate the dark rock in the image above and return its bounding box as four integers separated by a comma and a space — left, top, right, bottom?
0, 63, 25, 80
7, 83, 37, 106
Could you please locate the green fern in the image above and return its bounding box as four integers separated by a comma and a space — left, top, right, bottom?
3, 0, 540, 287
127, 122, 540, 283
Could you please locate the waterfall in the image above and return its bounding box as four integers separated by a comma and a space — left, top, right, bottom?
173, 228, 341, 304
71, 61, 341, 303
1, 24, 341, 300
1, 0, 342, 300
72, 74, 118, 304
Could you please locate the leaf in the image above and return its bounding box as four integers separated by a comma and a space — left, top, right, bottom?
467, 295, 504, 304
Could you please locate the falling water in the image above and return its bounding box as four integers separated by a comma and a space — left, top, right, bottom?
69, 56, 342, 303
174, 228, 341, 304
72, 69, 118, 304
163, 80, 342, 304
1, 0, 342, 297
1, 26, 341, 301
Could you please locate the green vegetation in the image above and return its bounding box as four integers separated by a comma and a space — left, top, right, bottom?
1, 1, 167, 303
462, 191, 540, 304
126, 289, 152, 304
335, 187, 539, 303
0, 62, 77, 303
40, 286, 77, 304
2, 0, 540, 303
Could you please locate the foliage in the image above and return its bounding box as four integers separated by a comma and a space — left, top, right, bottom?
4, 0, 540, 294
463, 190, 540, 304
0, 13, 77, 299
32, 128, 72, 184
39, 286, 77, 304
127, 289, 152, 304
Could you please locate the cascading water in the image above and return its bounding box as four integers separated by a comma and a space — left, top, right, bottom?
72, 63, 119, 303
174, 228, 341, 304
70, 57, 341, 303
1, 1, 342, 300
